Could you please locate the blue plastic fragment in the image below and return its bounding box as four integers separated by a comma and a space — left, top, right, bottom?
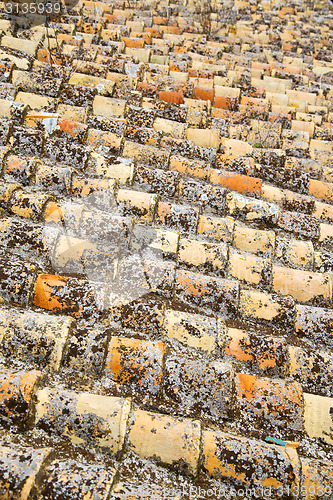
265, 436, 287, 446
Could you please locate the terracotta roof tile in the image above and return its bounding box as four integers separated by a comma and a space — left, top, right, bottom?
178, 178, 226, 213
234, 222, 275, 256
38, 460, 116, 500
235, 372, 304, 434
197, 214, 234, 241
0, 369, 42, 428
112, 295, 166, 335
202, 429, 298, 488
93, 95, 126, 118
105, 336, 165, 395
164, 355, 234, 421
288, 345, 333, 397
277, 210, 319, 239
179, 237, 228, 273
169, 155, 210, 180
128, 409, 201, 475
228, 249, 271, 286
0, 253, 36, 306
176, 269, 239, 316
0, 0, 332, 492
1, 36, 38, 56
35, 387, 131, 451
226, 191, 279, 223
162, 308, 219, 352
0, 443, 52, 498
157, 201, 199, 232
272, 265, 332, 305
295, 304, 333, 347
33, 273, 106, 317
135, 165, 179, 196
303, 393, 333, 446
240, 288, 295, 330
0, 307, 74, 369
301, 458, 333, 500
210, 169, 262, 197
122, 139, 170, 167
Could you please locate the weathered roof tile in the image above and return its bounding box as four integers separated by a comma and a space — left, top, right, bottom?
128, 409, 201, 475
0, 0, 332, 491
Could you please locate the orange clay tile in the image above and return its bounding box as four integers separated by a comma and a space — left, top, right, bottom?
122, 37, 145, 48
0, 0, 332, 490
197, 215, 234, 242
42, 201, 85, 229
167, 60, 182, 73
272, 266, 332, 304
158, 90, 183, 104
152, 16, 165, 24
211, 107, 234, 119
0, 61, 13, 75
0, 369, 42, 427
56, 34, 78, 45
34, 274, 70, 313
255, 337, 288, 371
71, 177, 116, 198
42, 201, 64, 223
125, 125, 160, 147
193, 87, 214, 103
269, 112, 292, 122
295, 303, 333, 346
174, 46, 188, 53
251, 61, 272, 71
157, 203, 171, 224
144, 26, 160, 37
210, 170, 262, 197
301, 458, 333, 500
160, 26, 180, 35
128, 409, 200, 475
175, 269, 239, 316
282, 41, 296, 52
188, 69, 213, 79
224, 328, 288, 372
228, 250, 270, 286
5, 155, 35, 180
33, 273, 101, 318
105, 337, 166, 395
283, 64, 302, 75
235, 372, 304, 432
202, 429, 296, 488
86, 128, 122, 150
37, 49, 63, 65
131, 32, 151, 43
9, 191, 53, 220
156, 201, 199, 233
58, 119, 88, 139
308, 179, 333, 204
0, 444, 53, 499
169, 155, 210, 180
137, 82, 159, 96
240, 95, 268, 107
278, 6, 294, 16
38, 459, 116, 499
0, 182, 21, 208
103, 14, 119, 23
35, 387, 131, 452
224, 328, 253, 363
214, 96, 236, 109
33, 273, 104, 317
237, 373, 288, 403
